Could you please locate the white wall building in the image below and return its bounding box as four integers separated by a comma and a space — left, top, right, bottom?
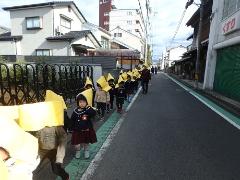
0, 26, 10, 35
0, 1, 101, 56
204, 0, 240, 102
110, 26, 144, 59
166, 45, 187, 67
109, 9, 145, 40
82, 22, 111, 49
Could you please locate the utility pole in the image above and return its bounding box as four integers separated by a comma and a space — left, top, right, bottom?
195, 0, 204, 89
144, 0, 150, 64
185, 0, 203, 89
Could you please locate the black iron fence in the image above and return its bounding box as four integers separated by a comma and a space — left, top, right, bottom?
0, 63, 93, 106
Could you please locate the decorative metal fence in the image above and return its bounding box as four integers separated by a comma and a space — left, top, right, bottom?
0, 63, 93, 106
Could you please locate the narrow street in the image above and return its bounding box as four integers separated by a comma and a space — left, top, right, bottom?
88, 73, 240, 180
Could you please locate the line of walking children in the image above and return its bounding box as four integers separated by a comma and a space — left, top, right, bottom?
0, 66, 151, 180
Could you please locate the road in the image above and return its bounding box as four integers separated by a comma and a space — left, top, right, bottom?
89, 73, 240, 180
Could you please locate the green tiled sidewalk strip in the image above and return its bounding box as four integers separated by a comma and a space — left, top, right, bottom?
167, 74, 240, 127
64, 102, 129, 180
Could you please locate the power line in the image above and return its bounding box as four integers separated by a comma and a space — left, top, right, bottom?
169, 8, 187, 48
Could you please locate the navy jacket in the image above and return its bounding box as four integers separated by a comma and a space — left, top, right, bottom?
70, 106, 96, 131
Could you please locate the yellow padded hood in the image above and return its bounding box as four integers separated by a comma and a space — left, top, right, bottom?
97, 76, 111, 92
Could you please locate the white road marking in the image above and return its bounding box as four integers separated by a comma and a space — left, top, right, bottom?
80, 87, 142, 180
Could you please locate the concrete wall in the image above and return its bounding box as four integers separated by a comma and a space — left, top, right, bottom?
0, 41, 16, 55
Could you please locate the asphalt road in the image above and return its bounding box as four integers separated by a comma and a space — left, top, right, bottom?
89, 73, 240, 180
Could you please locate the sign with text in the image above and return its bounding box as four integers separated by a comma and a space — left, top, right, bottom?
222, 12, 240, 35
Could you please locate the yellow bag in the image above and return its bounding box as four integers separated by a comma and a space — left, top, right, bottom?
18, 101, 64, 131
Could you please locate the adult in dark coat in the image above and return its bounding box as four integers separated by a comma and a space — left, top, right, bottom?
140, 65, 151, 94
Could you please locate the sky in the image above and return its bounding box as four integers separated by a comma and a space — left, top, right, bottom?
0, 0, 199, 62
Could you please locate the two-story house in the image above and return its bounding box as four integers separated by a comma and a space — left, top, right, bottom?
110, 26, 145, 60
174, 0, 212, 81
0, 1, 101, 56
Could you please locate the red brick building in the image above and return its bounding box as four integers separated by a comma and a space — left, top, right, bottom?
99, 0, 113, 31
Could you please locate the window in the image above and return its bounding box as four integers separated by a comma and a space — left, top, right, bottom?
26, 17, 42, 29
104, 12, 109, 16
135, 29, 139, 32
60, 17, 71, 29
103, 0, 109, 3
104, 21, 109, 25
127, 11, 133, 16
114, 33, 122, 37
101, 37, 109, 49
127, 20, 132, 25
36, 49, 51, 56
136, 20, 140, 24
223, 0, 239, 19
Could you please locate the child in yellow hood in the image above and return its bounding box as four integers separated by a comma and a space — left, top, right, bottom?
95, 83, 110, 120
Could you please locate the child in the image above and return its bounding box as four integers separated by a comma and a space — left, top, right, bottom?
107, 78, 115, 112
115, 79, 126, 113
0, 146, 40, 180
124, 75, 134, 103
33, 126, 69, 180
71, 90, 97, 159
133, 75, 139, 93
84, 77, 95, 107
95, 83, 110, 120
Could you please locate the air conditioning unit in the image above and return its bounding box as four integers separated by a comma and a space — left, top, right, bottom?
55, 26, 61, 36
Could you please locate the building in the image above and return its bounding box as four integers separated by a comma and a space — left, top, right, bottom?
109, 8, 145, 39
110, 26, 145, 59
165, 45, 187, 68
0, 1, 101, 56
0, 26, 10, 35
204, 0, 240, 102
99, 0, 113, 31
82, 22, 111, 49
172, 0, 212, 80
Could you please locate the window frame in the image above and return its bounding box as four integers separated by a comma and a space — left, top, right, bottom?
36, 49, 51, 56
26, 16, 42, 30
60, 16, 71, 29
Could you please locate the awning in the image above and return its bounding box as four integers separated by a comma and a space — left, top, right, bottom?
72, 44, 94, 50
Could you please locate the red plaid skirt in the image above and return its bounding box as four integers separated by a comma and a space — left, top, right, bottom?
71, 128, 97, 145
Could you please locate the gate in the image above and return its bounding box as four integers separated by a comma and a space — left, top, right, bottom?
0, 63, 93, 106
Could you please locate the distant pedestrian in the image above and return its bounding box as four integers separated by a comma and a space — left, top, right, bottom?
70, 89, 97, 159
151, 66, 155, 74
141, 65, 151, 94
154, 66, 158, 74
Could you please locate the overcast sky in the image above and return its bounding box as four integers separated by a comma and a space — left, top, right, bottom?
0, 0, 199, 62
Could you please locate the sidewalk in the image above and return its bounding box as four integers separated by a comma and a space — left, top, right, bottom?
169, 73, 240, 117
33, 100, 130, 180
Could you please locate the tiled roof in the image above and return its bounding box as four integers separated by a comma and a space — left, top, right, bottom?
0, 32, 22, 41
46, 30, 90, 41
46, 30, 101, 47
3, 1, 87, 22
